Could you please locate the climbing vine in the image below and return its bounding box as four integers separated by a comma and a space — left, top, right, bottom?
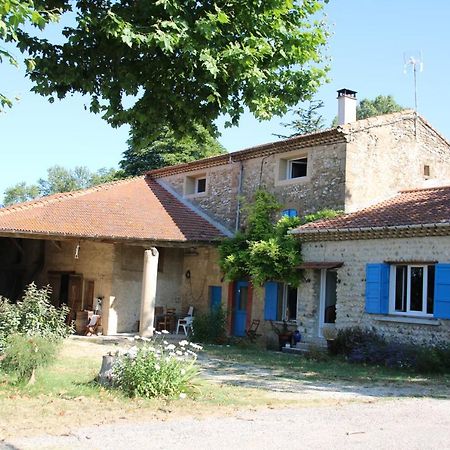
218, 190, 342, 286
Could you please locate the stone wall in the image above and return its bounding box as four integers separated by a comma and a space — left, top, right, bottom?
180, 246, 226, 316
301, 235, 450, 345
158, 141, 347, 230
45, 239, 115, 305
345, 116, 450, 213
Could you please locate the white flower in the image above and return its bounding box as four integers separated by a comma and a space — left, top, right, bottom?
166, 344, 176, 351
186, 349, 197, 357
180, 368, 186, 375
141, 337, 150, 342
133, 335, 140, 340
179, 393, 187, 399
155, 364, 160, 371
163, 340, 169, 345
175, 350, 183, 356
147, 346, 156, 352
161, 329, 170, 334
179, 340, 188, 347
155, 331, 161, 335
189, 343, 203, 351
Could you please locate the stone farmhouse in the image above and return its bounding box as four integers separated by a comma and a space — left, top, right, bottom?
1, 89, 450, 345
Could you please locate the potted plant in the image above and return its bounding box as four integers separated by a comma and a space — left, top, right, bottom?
322, 326, 338, 354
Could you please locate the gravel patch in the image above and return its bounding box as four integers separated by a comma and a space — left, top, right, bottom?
5, 398, 450, 450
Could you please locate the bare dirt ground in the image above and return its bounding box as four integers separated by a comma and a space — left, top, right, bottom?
3, 339, 450, 449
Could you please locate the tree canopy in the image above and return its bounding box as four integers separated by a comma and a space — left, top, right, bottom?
3, 165, 117, 206
18, 0, 329, 137
331, 94, 405, 126
277, 99, 325, 138
120, 124, 226, 176
0, 0, 63, 108
356, 95, 404, 120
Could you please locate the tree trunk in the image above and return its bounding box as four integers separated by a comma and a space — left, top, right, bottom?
27, 368, 36, 386
98, 354, 116, 386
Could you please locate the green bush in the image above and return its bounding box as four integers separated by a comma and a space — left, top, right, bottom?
113, 339, 200, 398
2, 334, 58, 383
0, 283, 73, 352
334, 327, 384, 356
192, 307, 227, 344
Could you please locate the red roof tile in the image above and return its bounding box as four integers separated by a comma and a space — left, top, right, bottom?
292, 185, 450, 238
0, 178, 225, 242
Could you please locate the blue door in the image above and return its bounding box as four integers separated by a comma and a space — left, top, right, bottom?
233, 281, 248, 336
209, 286, 222, 312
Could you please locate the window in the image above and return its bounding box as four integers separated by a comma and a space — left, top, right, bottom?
264, 282, 297, 321
288, 157, 308, 179
276, 152, 309, 184
196, 177, 206, 193
424, 165, 431, 178
392, 264, 434, 316
366, 263, 450, 319
184, 174, 207, 196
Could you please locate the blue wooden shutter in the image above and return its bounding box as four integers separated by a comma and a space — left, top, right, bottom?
209, 286, 222, 312
282, 209, 298, 218
434, 264, 450, 319
365, 264, 390, 314
264, 282, 278, 320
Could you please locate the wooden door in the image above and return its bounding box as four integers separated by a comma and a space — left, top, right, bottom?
47, 273, 61, 307
67, 274, 83, 322
83, 280, 95, 310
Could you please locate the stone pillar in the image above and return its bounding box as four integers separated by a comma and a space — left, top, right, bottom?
139, 248, 159, 337
102, 296, 117, 336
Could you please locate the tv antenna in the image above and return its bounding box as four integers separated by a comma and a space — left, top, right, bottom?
403, 51, 423, 114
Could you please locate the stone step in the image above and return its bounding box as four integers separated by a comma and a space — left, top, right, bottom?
281, 340, 327, 354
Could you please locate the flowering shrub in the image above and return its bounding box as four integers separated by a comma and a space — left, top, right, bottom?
0, 283, 72, 352
113, 334, 202, 399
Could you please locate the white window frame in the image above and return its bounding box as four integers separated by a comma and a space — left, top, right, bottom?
275, 283, 298, 322
184, 172, 207, 197
195, 177, 207, 194
389, 264, 433, 318
287, 157, 308, 180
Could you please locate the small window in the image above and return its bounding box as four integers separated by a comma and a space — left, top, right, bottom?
424, 165, 431, 178
288, 157, 308, 179
282, 208, 298, 218
392, 264, 434, 316
184, 174, 207, 195
196, 177, 206, 193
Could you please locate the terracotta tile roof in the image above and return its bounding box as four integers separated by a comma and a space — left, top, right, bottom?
0, 178, 225, 243
292, 185, 450, 241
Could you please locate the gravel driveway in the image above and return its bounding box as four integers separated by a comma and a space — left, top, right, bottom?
3, 345, 450, 450
5, 398, 450, 450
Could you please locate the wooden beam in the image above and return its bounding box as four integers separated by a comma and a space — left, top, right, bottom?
9, 238, 24, 255
50, 240, 63, 251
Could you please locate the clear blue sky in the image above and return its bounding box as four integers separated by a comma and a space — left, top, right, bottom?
1, 0, 449, 202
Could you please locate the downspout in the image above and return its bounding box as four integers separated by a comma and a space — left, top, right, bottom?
235, 161, 244, 232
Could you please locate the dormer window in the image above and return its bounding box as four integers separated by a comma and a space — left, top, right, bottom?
184, 173, 207, 196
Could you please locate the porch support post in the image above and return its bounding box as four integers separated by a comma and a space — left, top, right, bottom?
139, 248, 159, 337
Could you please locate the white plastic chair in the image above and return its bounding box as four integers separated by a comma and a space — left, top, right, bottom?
176, 306, 194, 335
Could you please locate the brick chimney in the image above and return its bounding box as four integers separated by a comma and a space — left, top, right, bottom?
337, 88, 357, 125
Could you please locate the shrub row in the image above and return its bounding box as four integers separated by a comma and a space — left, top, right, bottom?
331, 327, 450, 374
